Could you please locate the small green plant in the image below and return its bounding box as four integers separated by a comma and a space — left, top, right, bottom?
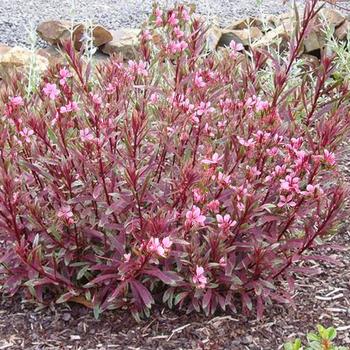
284, 325, 348, 350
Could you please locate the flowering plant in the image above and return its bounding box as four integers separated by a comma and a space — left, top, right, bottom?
0, 1, 349, 319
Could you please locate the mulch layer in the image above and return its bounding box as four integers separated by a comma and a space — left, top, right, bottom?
0, 227, 349, 350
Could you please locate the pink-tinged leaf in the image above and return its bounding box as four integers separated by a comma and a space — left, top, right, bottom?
202, 289, 212, 309
241, 293, 253, 311
174, 292, 189, 306
56, 290, 79, 304
93, 185, 103, 200
143, 268, 181, 285
130, 280, 154, 309
218, 294, 226, 311
106, 282, 127, 303
256, 296, 264, 320
270, 293, 291, 304
84, 274, 119, 288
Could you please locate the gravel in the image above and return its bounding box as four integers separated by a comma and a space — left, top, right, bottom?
0, 0, 299, 48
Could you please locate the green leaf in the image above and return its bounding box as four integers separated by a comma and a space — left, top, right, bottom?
327, 327, 336, 341
316, 324, 327, 339
77, 265, 90, 280
307, 333, 320, 342
308, 341, 322, 350
93, 305, 101, 319
283, 342, 294, 350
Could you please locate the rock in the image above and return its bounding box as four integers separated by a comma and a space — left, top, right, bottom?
0, 43, 11, 56
205, 24, 222, 51
101, 28, 140, 59
335, 20, 350, 41
91, 51, 110, 65
226, 17, 263, 30
37, 20, 72, 45
218, 30, 244, 48
301, 53, 320, 66
0, 46, 49, 77
269, 12, 294, 30
73, 24, 113, 50
222, 27, 263, 46
36, 46, 63, 65
318, 8, 345, 29
304, 29, 323, 53
252, 25, 290, 51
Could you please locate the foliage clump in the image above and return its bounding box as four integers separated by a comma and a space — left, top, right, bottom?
0, 1, 349, 319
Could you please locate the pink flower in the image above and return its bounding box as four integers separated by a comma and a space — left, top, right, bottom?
150, 93, 159, 103
57, 205, 74, 220
202, 153, 223, 165
91, 93, 102, 105
182, 8, 191, 21
168, 12, 179, 26
43, 83, 60, 100
174, 26, 184, 39
148, 237, 164, 256
192, 266, 207, 288
194, 73, 206, 88
162, 236, 172, 250
196, 101, 214, 116
10, 96, 24, 106
229, 40, 244, 58
59, 67, 72, 85
128, 60, 148, 77
323, 149, 336, 166
141, 29, 152, 41
238, 136, 256, 148
124, 253, 131, 262
192, 188, 204, 203
207, 200, 220, 213
278, 194, 297, 208
60, 101, 79, 114
147, 236, 172, 257
302, 184, 324, 197
216, 214, 236, 231
80, 128, 94, 142
216, 172, 231, 186
280, 175, 300, 193
219, 257, 227, 267
185, 206, 206, 227
155, 8, 163, 25
19, 127, 34, 143
167, 40, 188, 54
218, 120, 227, 129
255, 99, 269, 112
156, 16, 163, 26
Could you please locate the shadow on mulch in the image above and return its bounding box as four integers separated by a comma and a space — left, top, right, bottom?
0, 230, 349, 350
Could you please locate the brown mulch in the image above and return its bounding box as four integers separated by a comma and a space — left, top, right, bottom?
0, 228, 349, 350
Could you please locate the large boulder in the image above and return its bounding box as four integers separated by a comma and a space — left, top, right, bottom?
223, 27, 263, 46
335, 20, 350, 41
101, 28, 140, 59
0, 46, 49, 77
226, 17, 263, 31
252, 25, 290, 51
318, 8, 345, 28
73, 24, 113, 50
37, 20, 72, 45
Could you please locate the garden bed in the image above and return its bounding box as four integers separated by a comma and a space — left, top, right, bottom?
1, 2, 350, 349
